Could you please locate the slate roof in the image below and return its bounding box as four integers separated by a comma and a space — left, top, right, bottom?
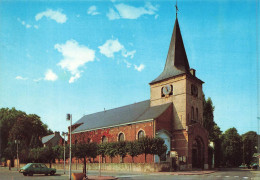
42, 134, 55, 144
72, 100, 172, 133
150, 18, 191, 84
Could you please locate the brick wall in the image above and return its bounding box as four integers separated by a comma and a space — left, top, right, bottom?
69, 121, 155, 163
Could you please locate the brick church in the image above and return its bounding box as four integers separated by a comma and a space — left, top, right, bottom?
70, 14, 209, 170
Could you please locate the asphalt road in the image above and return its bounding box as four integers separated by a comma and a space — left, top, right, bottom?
1, 167, 260, 180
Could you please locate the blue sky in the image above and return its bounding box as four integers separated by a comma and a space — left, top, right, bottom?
0, 0, 258, 135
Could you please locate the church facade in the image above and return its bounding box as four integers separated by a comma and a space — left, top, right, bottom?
70, 16, 209, 170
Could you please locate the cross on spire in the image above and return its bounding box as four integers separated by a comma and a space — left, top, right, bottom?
175, 0, 179, 18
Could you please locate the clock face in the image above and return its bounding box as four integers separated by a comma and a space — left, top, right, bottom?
162, 85, 172, 95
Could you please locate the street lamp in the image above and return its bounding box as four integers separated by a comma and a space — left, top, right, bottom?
257, 117, 260, 153
67, 114, 72, 180
14, 140, 19, 171
62, 132, 67, 174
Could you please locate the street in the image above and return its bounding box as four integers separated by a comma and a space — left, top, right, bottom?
1, 167, 260, 180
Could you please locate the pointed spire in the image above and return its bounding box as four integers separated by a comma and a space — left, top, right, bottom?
150, 16, 191, 84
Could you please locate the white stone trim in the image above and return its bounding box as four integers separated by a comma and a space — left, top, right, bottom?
117, 131, 125, 142
136, 129, 146, 140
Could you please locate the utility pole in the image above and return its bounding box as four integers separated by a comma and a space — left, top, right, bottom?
15, 140, 19, 171
62, 132, 67, 174
67, 114, 72, 180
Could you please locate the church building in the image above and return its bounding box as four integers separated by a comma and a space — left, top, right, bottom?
70, 14, 209, 170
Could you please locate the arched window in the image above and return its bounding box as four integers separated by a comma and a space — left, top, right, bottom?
118, 133, 125, 142
191, 106, 194, 121
196, 108, 198, 121
102, 136, 108, 143
138, 130, 145, 140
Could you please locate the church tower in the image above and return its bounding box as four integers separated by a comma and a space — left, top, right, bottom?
150, 17, 204, 130
150, 13, 208, 170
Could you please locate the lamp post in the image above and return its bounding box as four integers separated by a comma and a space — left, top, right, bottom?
67, 114, 72, 180
14, 140, 19, 171
257, 117, 260, 170
62, 132, 67, 174
257, 117, 260, 153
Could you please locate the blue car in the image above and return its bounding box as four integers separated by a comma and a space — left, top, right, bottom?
19, 163, 56, 176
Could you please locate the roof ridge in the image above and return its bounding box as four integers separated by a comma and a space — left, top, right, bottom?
81, 100, 149, 118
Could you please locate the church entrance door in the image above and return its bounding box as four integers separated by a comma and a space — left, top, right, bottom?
192, 136, 204, 169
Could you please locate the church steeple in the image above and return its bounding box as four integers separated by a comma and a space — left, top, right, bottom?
150, 17, 191, 84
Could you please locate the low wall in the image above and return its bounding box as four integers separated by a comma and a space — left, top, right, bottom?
20, 162, 171, 172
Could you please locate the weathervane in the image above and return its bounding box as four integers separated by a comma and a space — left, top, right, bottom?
175, 0, 179, 18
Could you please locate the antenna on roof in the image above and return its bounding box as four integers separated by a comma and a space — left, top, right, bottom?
175, 0, 179, 18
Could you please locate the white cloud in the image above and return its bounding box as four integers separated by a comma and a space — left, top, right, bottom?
99, 39, 124, 58
15, 76, 28, 80
122, 50, 136, 59
34, 25, 39, 29
35, 9, 67, 24
87, 6, 100, 16
124, 60, 132, 68
99, 39, 137, 60
17, 18, 34, 29
69, 73, 80, 84
55, 40, 95, 83
134, 64, 145, 72
44, 69, 58, 81
107, 8, 120, 20
108, 2, 159, 20
33, 78, 42, 82
26, 24, 31, 28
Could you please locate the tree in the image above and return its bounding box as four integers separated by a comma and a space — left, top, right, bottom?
151, 137, 167, 160
138, 137, 153, 163
117, 141, 127, 163
41, 146, 56, 168
203, 96, 222, 167
203, 97, 216, 141
105, 142, 117, 163
29, 148, 42, 163
0, 108, 26, 158
0, 107, 52, 162
242, 131, 257, 166
221, 127, 242, 167
74, 143, 97, 174
52, 145, 63, 162
88, 143, 98, 162
59, 144, 70, 162
3, 142, 16, 163
126, 141, 140, 163
97, 143, 107, 163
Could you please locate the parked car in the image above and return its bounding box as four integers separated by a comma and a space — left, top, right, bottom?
19, 163, 56, 176
239, 164, 247, 168
250, 163, 259, 169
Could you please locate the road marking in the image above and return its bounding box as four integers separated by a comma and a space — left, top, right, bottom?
234, 176, 239, 178
243, 177, 249, 179
225, 176, 230, 178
